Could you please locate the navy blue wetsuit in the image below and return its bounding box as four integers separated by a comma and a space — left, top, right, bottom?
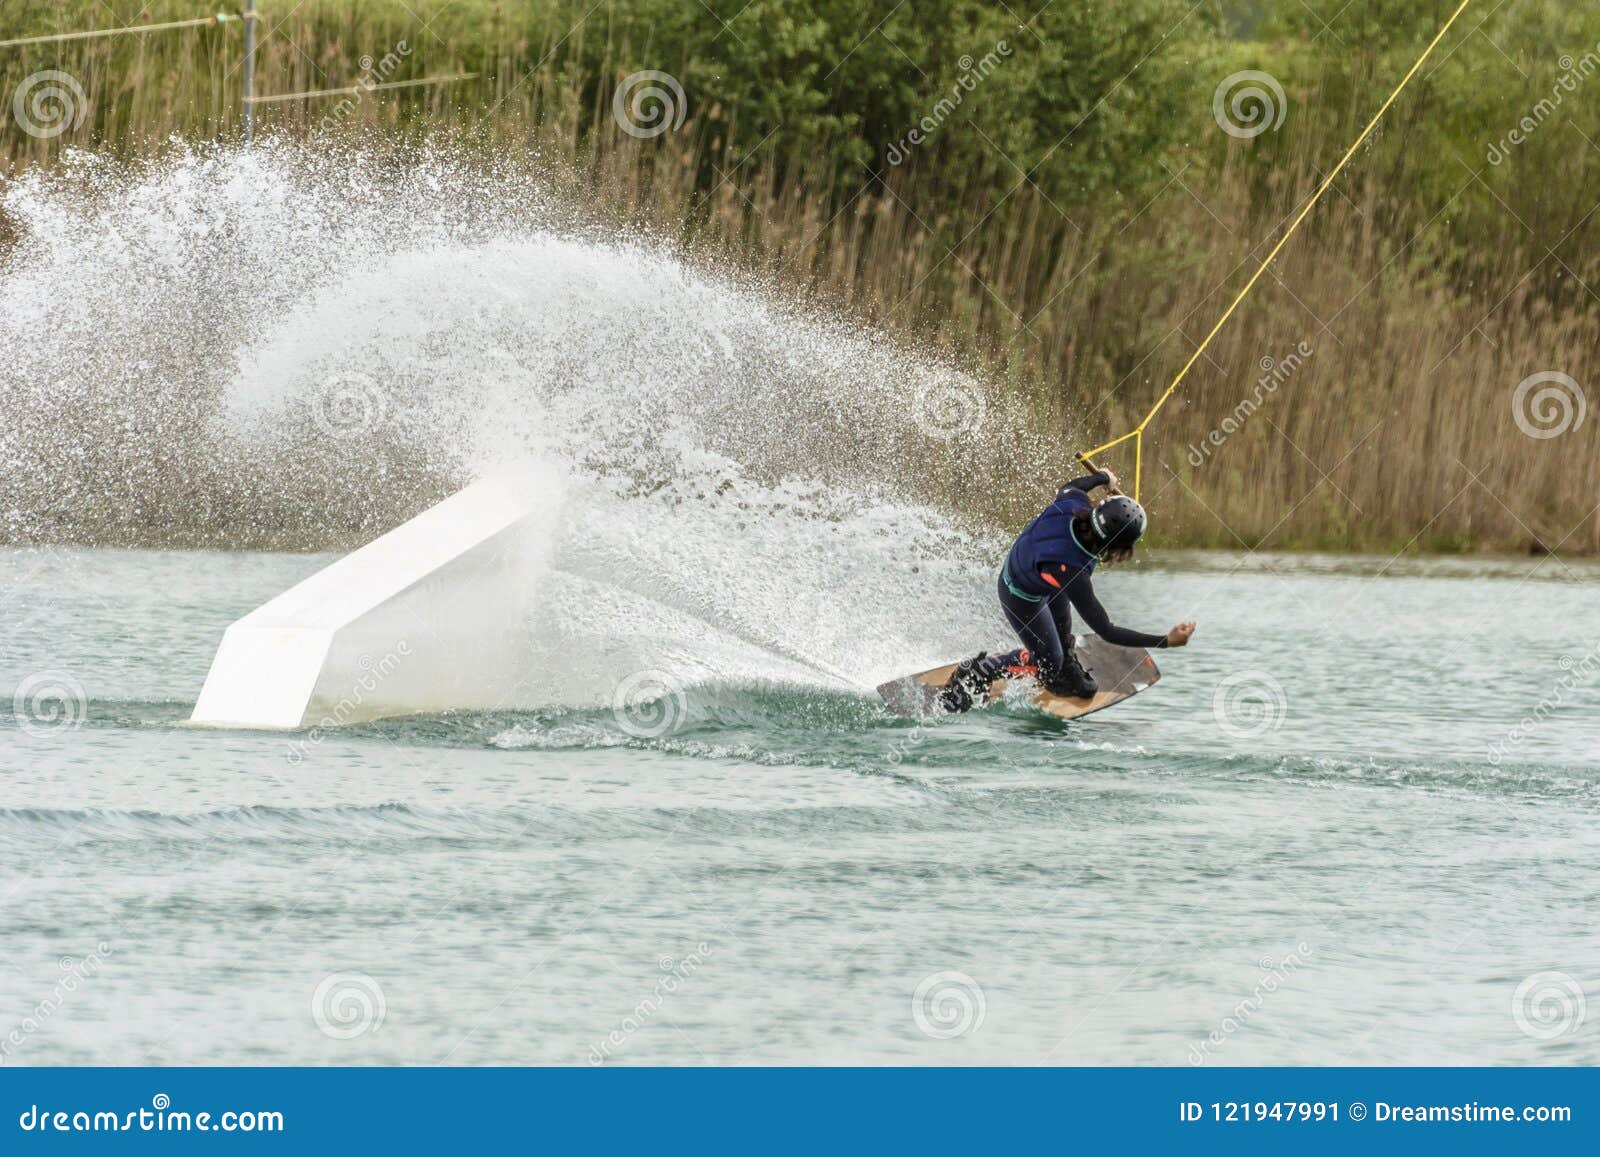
997, 472, 1167, 685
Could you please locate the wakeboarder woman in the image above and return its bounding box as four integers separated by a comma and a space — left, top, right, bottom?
942, 468, 1195, 711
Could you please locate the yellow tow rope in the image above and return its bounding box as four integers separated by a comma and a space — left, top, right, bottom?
1078, 0, 1476, 500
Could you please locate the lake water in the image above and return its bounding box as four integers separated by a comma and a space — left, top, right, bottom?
3, 544, 1597, 1066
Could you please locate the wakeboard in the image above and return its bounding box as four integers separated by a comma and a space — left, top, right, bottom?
876, 635, 1160, 721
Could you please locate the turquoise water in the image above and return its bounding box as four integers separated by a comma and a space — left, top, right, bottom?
4, 544, 1597, 1066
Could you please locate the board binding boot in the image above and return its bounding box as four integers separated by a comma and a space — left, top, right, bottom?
876, 638, 1160, 721
1001, 648, 1037, 680
1040, 640, 1098, 700
937, 652, 1006, 713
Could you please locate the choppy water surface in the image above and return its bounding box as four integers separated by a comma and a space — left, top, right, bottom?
3, 545, 1597, 1066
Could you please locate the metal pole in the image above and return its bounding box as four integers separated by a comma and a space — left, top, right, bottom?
242, 0, 256, 144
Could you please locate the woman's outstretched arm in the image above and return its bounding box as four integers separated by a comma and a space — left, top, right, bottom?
1064, 571, 1189, 649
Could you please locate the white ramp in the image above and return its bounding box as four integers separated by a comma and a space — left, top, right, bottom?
191, 475, 546, 728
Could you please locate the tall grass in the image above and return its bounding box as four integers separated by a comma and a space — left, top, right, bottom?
3, 0, 1598, 554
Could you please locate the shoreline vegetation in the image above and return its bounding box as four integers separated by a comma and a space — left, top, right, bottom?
3, 0, 1599, 556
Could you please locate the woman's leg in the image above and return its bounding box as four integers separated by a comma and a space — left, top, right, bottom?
996, 572, 1065, 675
1047, 595, 1096, 696
1049, 593, 1076, 651
997, 574, 1095, 697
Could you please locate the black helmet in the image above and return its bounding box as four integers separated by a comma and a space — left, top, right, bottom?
1089, 496, 1147, 554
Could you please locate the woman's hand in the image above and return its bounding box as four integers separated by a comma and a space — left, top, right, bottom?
1101, 468, 1122, 495
1166, 620, 1197, 647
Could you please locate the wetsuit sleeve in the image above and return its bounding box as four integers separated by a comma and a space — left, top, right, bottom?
1057, 471, 1110, 497
1064, 571, 1168, 649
